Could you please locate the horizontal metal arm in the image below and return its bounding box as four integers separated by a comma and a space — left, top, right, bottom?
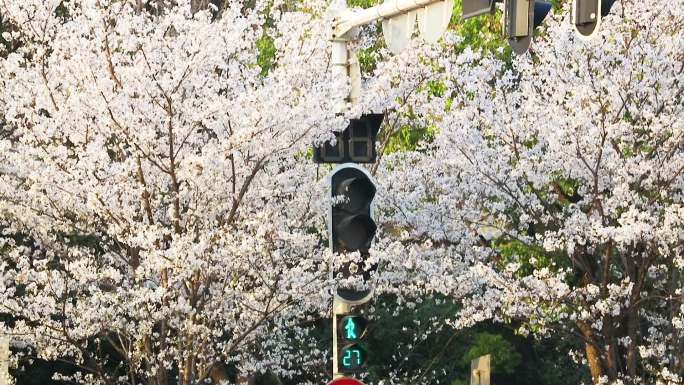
333, 0, 444, 38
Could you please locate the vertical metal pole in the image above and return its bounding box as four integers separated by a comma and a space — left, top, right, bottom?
331, 0, 364, 111
332, 298, 351, 378
349, 53, 361, 105
331, 38, 361, 108
0, 333, 9, 385
331, 37, 350, 113
330, 3, 353, 379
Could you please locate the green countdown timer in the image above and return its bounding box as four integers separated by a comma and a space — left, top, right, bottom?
339, 343, 367, 370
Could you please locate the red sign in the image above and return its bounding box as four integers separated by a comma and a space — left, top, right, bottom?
327, 377, 366, 385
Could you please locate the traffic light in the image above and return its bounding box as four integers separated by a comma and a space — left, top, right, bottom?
330, 165, 377, 303
572, 0, 617, 38
340, 315, 368, 341
317, 115, 382, 381
504, 0, 552, 54
462, 0, 495, 19
314, 114, 384, 163
462, 0, 551, 55
336, 313, 369, 373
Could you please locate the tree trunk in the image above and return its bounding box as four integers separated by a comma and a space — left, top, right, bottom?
208, 363, 231, 385
601, 316, 619, 381
577, 321, 605, 384
678, 335, 684, 378
191, 0, 210, 13
585, 340, 605, 384
670, 268, 683, 378
626, 307, 639, 377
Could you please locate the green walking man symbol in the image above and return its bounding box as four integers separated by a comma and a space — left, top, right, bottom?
345, 318, 357, 340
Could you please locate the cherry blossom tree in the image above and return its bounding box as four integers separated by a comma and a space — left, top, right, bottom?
375, 1, 684, 384
0, 0, 354, 383
1, 0, 682, 384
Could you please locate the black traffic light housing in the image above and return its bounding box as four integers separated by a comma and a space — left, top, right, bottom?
572, 0, 616, 38
504, 0, 551, 54
465, 0, 617, 53
330, 166, 377, 303
314, 113, 384, 164
462, 0, 496, 19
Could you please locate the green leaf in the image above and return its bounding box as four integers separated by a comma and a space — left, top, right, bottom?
463, 332, 522, 376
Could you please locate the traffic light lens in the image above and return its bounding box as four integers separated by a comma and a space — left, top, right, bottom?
335, 215, 376, 251
340, 344, 367, 370
345, 318, 357, 339
352, 121, 369, 137
318, 131, 345, 162
339, 315, 368, 341
325, 142, 342, 158
352, 141, 369, 159
349, 119, 376, 162
575, 0, 598, 24
335, 177, 376, 212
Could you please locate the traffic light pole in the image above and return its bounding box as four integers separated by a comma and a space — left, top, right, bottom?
332, 298, 352, 378
0, 333, 8, 385
331, 36, 361, 109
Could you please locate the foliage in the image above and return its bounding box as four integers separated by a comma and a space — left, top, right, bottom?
449, 0, 507, 55
462, 332, 521, 376
256, 33, 277, 76
377, 1, 684, 384
0, 1, 681, 385
0, 1, 343, 384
